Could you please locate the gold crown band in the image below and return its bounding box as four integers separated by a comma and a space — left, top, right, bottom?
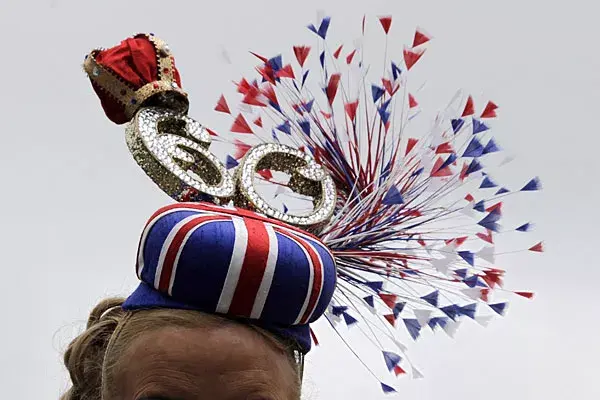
132, 81, 187, 117
83, 53, 133, 107
148, 34, 177, 83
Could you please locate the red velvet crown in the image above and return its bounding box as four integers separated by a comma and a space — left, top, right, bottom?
84, 33, 188, 124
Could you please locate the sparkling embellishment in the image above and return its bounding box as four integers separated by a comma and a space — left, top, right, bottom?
126, 108, 335, 227
127, 108, 236, 200
92, 66, 100, 77
160, 44, 171, 56
171, 82, 178, 88
237, 143, 336, 226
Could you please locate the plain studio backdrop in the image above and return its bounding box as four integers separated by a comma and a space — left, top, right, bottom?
0, 0, 598, 399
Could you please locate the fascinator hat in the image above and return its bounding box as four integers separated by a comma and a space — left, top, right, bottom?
85, 18, 541, 392
84, 33, 336, 353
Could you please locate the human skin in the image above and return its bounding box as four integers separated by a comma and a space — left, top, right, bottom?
110, 323, 299, 400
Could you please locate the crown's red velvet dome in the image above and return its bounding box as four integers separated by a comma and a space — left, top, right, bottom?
84, 34, 187, 124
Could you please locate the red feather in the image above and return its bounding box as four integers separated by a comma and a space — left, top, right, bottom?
462, 95, 475, 117
430, 157, 453, 177
236, 78, 252, 94
435, 142, 454, 154
481, 101, 498, 118
333, 45, 343, 59
205, 128, 218, 137
406, 138, 418, 155
382, 78, 398, 96
326, 73, 341, 105
451, 237, 468, 246
345, 100, 359, 121
515, 291, 535, 299
379, 293, 398, 309
214, 95, 230, 114
408, 93, 418, 108
233, 139, 252, 159
346, 49, 357, 64
479, 289, 490, 302
529, 242, 544, 252
393, 366, 406, 376
403, 48, 425, 70
231, 114, 253, 134
276, 64, 295, 79
242, 86, 267, 107
459, 162, 469, 181
257, 169, 273, 180
262, 85, 279, 105
485, 202, 502, 214
384, 314, 396, 327
249, 51, 268, 62
412, 28, 431, 47
293, 45, 310, 67
379, 16, 392, 34
477, 230, 494, 244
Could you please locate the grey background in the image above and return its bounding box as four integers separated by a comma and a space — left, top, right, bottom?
0, 0, 598, 398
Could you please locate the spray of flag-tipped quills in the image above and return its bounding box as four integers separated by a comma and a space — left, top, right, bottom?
212, 15, 542, 393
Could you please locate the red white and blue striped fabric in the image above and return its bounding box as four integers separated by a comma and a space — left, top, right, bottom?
124, 202, 337, 340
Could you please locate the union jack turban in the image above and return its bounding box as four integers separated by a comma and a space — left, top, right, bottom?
123, 202, 337, 353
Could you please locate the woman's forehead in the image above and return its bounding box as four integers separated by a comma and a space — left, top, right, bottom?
117, 324, 298, 399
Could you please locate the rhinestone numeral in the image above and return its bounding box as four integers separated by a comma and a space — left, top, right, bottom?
128, 108, 236, 200
237, 143, 336, 226
128, 108, 336, 227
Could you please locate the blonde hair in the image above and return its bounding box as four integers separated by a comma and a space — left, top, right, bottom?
60, 297, 302, 400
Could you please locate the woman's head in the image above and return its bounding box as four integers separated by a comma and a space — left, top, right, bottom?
61, 298, 302, 400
